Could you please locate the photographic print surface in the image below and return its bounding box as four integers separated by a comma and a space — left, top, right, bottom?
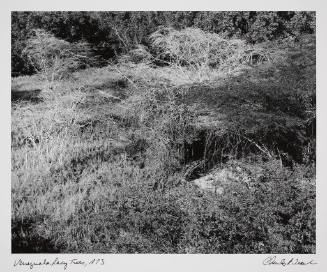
11, 11, 316, 254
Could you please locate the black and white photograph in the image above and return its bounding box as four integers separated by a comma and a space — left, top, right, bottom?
10, 10, 317, 256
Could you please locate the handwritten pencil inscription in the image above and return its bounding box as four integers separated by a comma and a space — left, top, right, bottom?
13, 257, 104, 270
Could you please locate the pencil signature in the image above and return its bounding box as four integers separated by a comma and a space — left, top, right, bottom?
263, 255, 317, 266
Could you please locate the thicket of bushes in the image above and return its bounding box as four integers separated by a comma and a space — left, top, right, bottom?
117, 29, 315, 170
12, 11, 315, 76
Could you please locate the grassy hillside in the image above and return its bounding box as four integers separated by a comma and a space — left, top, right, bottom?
11, 29, 315, 253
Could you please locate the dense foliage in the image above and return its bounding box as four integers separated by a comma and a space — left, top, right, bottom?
12, 11, 315, 75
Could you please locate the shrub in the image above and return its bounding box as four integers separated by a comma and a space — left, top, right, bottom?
23, 29, 96, 86
149, 27, 270, 73
127, 86, 198, 181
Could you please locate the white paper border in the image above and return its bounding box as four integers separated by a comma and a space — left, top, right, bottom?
1, 1, 326, 271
